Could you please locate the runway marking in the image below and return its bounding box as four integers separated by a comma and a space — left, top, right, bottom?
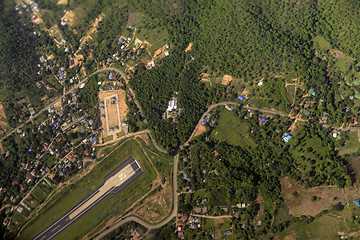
69, 164, 135, 220
34, 157, 143, 240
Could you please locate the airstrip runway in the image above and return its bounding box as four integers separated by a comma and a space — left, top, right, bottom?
34, 156, 143, 240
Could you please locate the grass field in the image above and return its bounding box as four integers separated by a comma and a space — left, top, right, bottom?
19, 139, 157, 240
339, 132, 360, 156
275, 200, 360, 240
212, 110, 256, 148
286, 85, 295, 104
313, 35, 330, 51
103, 135, 114, 143
31, 185, 48, 203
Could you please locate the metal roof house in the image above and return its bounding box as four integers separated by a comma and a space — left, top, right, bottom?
283, 134, 292, 142
238, 95, 245, 101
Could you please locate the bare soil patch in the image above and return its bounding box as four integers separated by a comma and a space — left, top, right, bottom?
185, 42, 192, 52
133, 184, 172, 223
280, 177, 359, 217
127, 12, 139, 27
98, 90, 127, 139
135, 134, 150, 145
222, 74, 233, 85
0, 103, 7, 119
53, 99, 62, 109
194, 125, 206, 138
153, 45, 167, 60
62, 10, 75, 27
56, 0, 68, 5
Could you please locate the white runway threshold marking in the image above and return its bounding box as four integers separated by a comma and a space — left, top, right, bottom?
69, 164, 135, 220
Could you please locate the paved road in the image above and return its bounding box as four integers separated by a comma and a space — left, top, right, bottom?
0, 67, 148, 142
94, 154, 178, 239
0, 68, 127, 142
34, 156, 143, 240
96, 101, 360, 239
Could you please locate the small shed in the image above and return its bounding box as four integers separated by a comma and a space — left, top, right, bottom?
238, 95, 245, 101
283, 134, 292, 142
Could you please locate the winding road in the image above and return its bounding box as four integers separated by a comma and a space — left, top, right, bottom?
7, 66, 360, 239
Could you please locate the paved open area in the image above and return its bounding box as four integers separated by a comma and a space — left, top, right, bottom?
34, 156, 143, 240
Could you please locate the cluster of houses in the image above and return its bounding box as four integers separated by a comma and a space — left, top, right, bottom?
177, 214, 203, 238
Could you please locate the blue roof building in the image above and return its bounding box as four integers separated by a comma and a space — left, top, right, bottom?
119, 38, 124, 43
283, 134, 292, 142
248, 99, 251, 102
62, 168, 67, 173
261, 117, 267, 122
355, 200, 360, 207
92, 137, 97, 143
59, 71, 64, 77
108, 73, 113, 80
238, 95, 245, 101
202, 120, 207, 125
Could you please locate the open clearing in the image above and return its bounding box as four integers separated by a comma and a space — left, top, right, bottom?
19, 139, 157, 240
222, 75, 233, 85
194, 124, 207, 138
185, 42, 192, 52
62, 10, 76, 27
280, 177, 360, 217
212, 109, 256, 148
56, 0, 68, 5
338, 132, 360, 156
98, 90, 127, 142
278, 203, 360, 240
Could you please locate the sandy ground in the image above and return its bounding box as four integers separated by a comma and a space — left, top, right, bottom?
222, 75, 233, 85
185, 42, 192, 52
98, 90, 127, 139
0, 103, 6, 119
280, 177, 360, 217
153, 45, 167, 60
69, 54, 83, 69
62, 10, 76, 27
56, 0, 68, 4
54, 100, 62, 109
194, 125, 206, 138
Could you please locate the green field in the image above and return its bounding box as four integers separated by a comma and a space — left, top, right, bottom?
339, 132, 360, 156
293, 207, 359, 239
103, 134, 114, 143
313, 35, 331, 51
31, 185, 48, 203
286, 85, 295, 104
335, 55, 355, 73
19, 139, 157, 240
212, 110, 256, 148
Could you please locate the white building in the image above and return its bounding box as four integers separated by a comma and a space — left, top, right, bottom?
167, 99, 177, 111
